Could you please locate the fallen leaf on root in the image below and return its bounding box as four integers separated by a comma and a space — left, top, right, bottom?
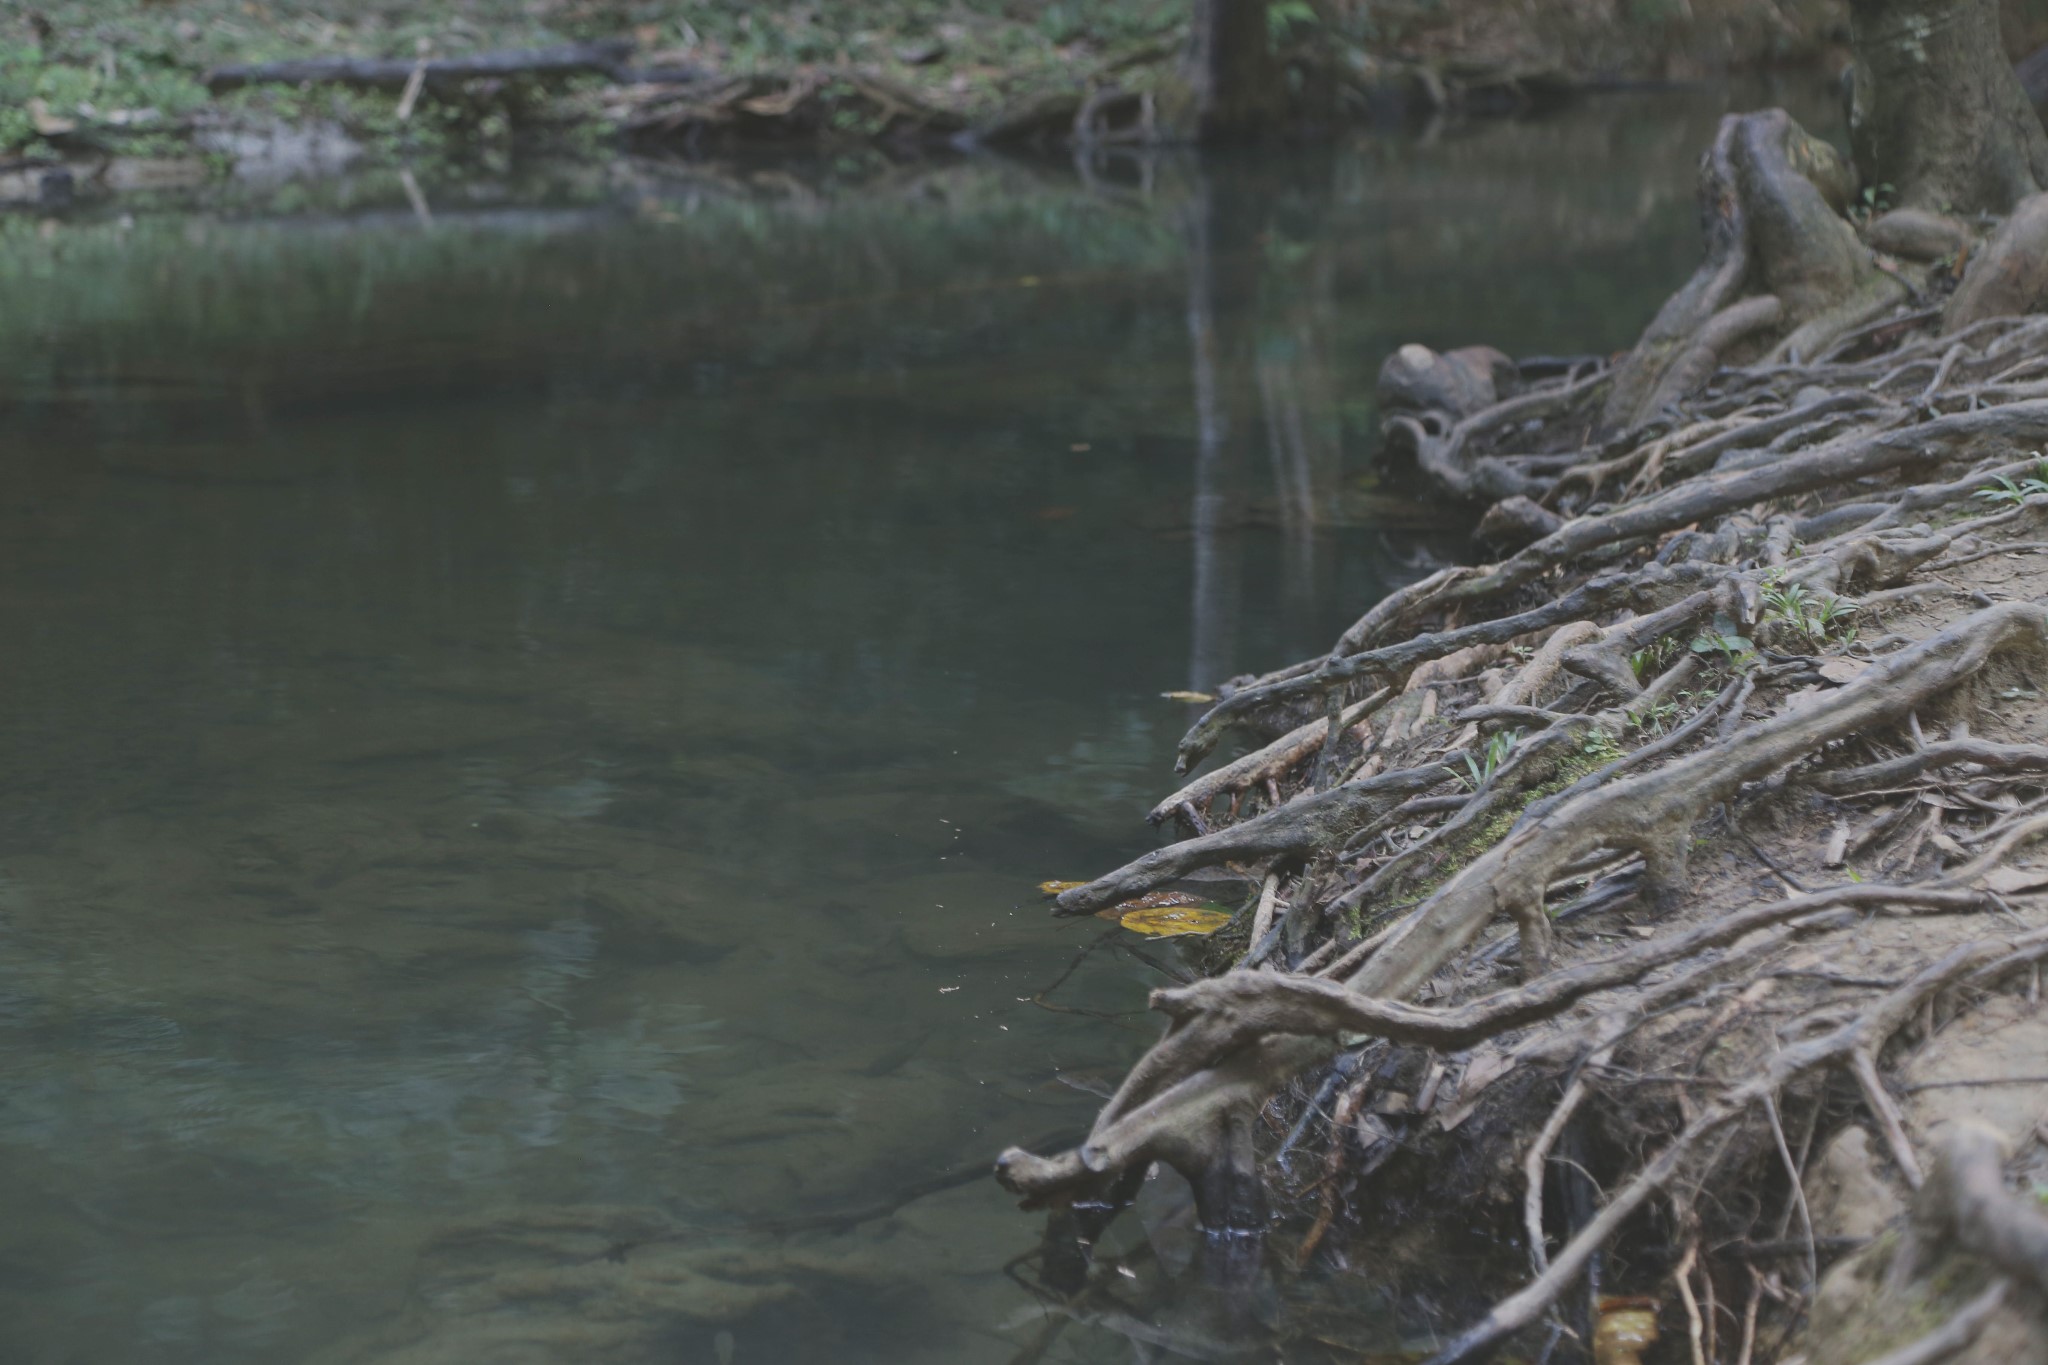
1594, 1298, 1661, 1365
1113, 903, 1233, 937
1041, 881, 1232, 934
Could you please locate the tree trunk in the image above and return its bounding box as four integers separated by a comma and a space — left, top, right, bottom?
1185, 0, 1282, 141
1848, 0, 2048, 214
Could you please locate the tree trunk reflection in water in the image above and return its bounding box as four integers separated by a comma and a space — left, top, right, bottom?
1257, 230, 1343, 649
1184, 160, 1252, 695
1185, 152, 1343, 694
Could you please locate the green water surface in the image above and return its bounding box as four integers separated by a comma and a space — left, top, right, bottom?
0, 95, 1800, 1363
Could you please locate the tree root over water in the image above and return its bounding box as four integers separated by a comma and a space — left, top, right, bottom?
1000, 111, 2048, 1362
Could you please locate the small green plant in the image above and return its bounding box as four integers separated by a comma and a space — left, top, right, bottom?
1580, 729, 1626, 763
1457, 728, 1520, 791
1812, 593, 1859, 639
1691, 631, 1758, 672
1974, 459, 2048, 506
1856, 181, 1897, 219
1627, 698, 1682, 734
1755, 568, 1857, 647
1628, 635, 1680, 682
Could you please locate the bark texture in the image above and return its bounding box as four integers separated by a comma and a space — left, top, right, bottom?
1600, 108, 1899, 434
1185, 0, 1282, 140
1848, 0, 2048, 214
1945, 192, 2048, 330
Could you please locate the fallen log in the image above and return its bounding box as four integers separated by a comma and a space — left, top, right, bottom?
203, 41, 688, 94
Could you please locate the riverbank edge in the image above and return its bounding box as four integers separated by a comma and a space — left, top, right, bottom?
0, 36, 1799, 213
1000, 113, 2048, 1356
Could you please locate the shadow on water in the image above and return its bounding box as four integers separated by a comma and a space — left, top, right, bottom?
0, 89, 1824, 1363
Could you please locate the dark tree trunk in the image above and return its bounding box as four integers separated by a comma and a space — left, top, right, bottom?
1183, 161, 1264, 692
1848, 0, 2048, 214
1185, 0, 1282, 141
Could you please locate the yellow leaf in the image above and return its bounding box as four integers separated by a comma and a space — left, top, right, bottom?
1594, 1298, 1661, 1365
1037, 879, 1089, 896
1115, 904, 1233, 938
1160, 690, 1215, 704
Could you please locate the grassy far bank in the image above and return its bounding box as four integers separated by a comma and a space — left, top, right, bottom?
0, 0, 1883, 185
1, 0, 1180, 166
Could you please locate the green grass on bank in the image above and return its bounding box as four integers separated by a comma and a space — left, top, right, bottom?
0, 0, 1206, 161
0, 0, 1885, 169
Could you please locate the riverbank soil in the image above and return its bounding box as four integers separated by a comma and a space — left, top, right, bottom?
998, 21, 2048, 1365
5, 0, 2046, 203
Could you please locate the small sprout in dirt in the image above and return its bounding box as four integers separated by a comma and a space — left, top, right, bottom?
1974, 461, 2048, 505
1976, 475, 2035, 506
1812, 593, 1859, 640
1627, 698, 1681, 734
1760, 575, 1810, 622
1691, 631, 1757, 672
1853, 181, 1896, 221
1628, 635, 1679, 681
1760, 577, 1858, 645
1458, 728, 1520, 791
1580, 730, 1626, 763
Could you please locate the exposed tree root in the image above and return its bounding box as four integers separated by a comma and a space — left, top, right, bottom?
1003, 102, 2048, 1365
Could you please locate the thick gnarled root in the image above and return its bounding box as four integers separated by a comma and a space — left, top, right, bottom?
1005, 84, 2048, 1360
1007, 295, 2048, 1362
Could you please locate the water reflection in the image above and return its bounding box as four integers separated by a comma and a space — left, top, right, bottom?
0, 94, 1787, 1363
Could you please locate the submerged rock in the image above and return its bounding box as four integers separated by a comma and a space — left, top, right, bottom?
1376, 342, 1515, 420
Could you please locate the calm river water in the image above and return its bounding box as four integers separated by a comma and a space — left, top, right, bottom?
0, 92, 1817, 1363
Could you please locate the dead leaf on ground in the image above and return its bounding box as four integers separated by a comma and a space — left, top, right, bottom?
1037, 879, 1088, 896
1984, 863, 2048, 894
